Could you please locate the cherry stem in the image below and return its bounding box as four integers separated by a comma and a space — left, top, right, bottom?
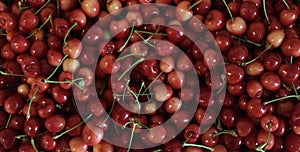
98, 77, 108, 96
126, 122, 137, 152
182, 143, 214, 151
31, 138, 38, 152
281, 81, 291, 91
222, 0, 233, 21
0, 70, 25, 77
63, 22, 78, 48
34, 0, 51, 14
26, 86, 40, 120
134, 31, 155, 48
231, 35, 262, 47
125, 81, 142, 114
72, 81, 87, 93
15, 135, 28, 140
292, 82, 299, 96
189, 0, 203, 9
5, 114, 12, 128
216, 74, 227, 95
212, 129, 238, 138
53, 114, 93, 139
263, 0, 270, 24
115, 53, 145, 62
241, 44, 272, 66
43, 78, 84, 84
134, 30, 167, 36
142, 72, 163, 94
98, 96, 116, 127
118, 58, 145, 81
263, 94, 300, 105
56, 0, 60, 17
118, 22, 136, 52
27, 14, 52, 39
44, 54, 69, 82
282, 0, 290, 9
255, 122, 272, 152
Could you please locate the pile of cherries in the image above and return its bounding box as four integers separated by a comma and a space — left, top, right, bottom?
0, 0, 299, 151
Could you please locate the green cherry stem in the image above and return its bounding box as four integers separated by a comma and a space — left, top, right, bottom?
118, 22, 136, 52
118, 58, 145, 81
5, 114, 12, 128
43, 78, 84, 84
142, 72, 163, 94
53, 114, 93, 139
240, 44, 272, 66
64, 22, 78, 47
282, 0, 290, 10
98, 96, 116, 127
26, 86, 40, 120
134, 30, 167, 36
189, 0, 203, 9
263, 0, 270, 24
115, 53, 145, 62
212, 129, 238, 138
31, 138, 38, 152
255, 122, 272, 152
0, 71, 25, 77
263, 94, 300, 105
34, 0, 51, 14
216, 74, 227, 95
231, 35, 262, 47
222, 0, 233, 21
44, 54, 69, 82
127, 122, 137, 152
27, 14, 52, 39
182, 143, 214, 151
134, 31, 155, 48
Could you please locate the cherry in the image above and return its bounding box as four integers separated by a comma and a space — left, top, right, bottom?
18, 9, 39, 32
175, 1, 193, 22
263, 52, 282, 71
204, 10, 225, 31
0, 127, 17, 149
4, 94, 24, 114
37, 97, 55, 119
239, 1, 259, 22
278, 63, 299, 83
82, 123, 104, 146
45, 114, 66, 133
69, 136, 88, 152
280, 9, 298, 26
247, 21, 266, 43
24, 117, 43, 137
246, 98, 267, 118
20, 56, 41, 78
10, 35, 30, 54
200, 126, 219, 147
236, 117, 255, 137
225, 63, 244, 85
39, 133, 56, 151
260, 71, 281, 91
0, 12, 17, 31
246, 79, 264, 98
214, 30, 232, 52
281, 38, 300, 57
227, 45, 248, 64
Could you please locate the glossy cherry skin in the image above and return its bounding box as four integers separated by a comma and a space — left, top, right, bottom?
225, 64, 245, 85
278, 63, 299, 83
19, 9, 39, 32
4, 94, 24, 114
0, 127, 17, 149
290, 103, 300, 126
247, 21, 266, 43
45, 114, 66, 133
260, 72, 281, 91
246, 98, 267, 119
280, 9, 298, 26
9, 35, 30, 54
20, 56, 41, 78
226, 17, 247, 36
24, 117, 43, 137
281, 38, 300, 57
239, 1, 258, 22
285, 132, 300, 152
0, 12, 17, 31
204, 10, 225, 32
